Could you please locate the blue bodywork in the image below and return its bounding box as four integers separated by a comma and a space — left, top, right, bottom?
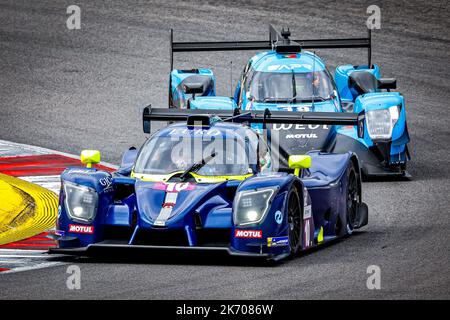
172, 50, 410, 177
50, 120, 368, 261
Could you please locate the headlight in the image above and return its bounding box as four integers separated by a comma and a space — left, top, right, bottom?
366, 105, 401, 140
63, 181, 98, 223
233, 187, 277, 226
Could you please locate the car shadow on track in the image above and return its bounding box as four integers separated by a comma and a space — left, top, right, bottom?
44, 232, 370, 268
51, 251, 279, 268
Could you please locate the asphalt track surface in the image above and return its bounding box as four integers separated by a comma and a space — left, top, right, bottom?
0, 0, 449, 299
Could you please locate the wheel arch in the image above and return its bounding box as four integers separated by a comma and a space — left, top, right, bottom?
290, 177, 305, 212
349, 153, 363, 202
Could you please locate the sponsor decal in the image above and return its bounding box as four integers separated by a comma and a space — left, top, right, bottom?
154, 192, 179, 227
54, 230, 65, 237
68, 224, 94, 234
272, 124, 328, 131
274, 210, 283, 224
267, 64, 312, 71
234, 229, 262, 239
304, 219, 311, 248
286, 133, 318, 139
167, 128, 221, 136
153, 182, 196, 192
99, 178, 111, 187
99, 176, 113, 193
304, 204, 312, 219
277, 106, 311, 112
66, 169, 97, 175
267, 236, 289, 247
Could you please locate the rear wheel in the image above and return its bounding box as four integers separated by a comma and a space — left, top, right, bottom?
287, 187, 302, 255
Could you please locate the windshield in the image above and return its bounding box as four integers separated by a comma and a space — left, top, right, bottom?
247, 70, 334, 103
134, 132, 258, 176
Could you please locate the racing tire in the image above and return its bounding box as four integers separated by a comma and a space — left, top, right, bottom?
287, 187, 303, 256
345, 161, 361, 235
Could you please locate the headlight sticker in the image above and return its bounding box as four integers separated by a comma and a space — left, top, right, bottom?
234, 187, 277, 226
366, 105, 401, 140
64, 182, 98, 223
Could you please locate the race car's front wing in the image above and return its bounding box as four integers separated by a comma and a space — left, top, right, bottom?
49, 241, 289, 262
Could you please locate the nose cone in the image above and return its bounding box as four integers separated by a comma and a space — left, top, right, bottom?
135, 180, 225, 228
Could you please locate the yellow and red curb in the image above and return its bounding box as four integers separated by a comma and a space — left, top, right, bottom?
0, 141, 117, 273
0, 173, 58, 246
0, 150, 115, 251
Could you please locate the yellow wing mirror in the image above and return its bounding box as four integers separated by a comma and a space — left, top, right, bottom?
80, 150, 101, 168
288, 155, 311, 176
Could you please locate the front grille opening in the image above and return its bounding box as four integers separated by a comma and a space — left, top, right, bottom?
194, 212, 202, 230
197, 229, 230, 247
114, 183, 135, 202
104, 226, 134, 241
133, 229, 189, 246
130, 228, 231, 247
323, 208, 332, 222
369, 146, 385, 162
225, 185, 239, 202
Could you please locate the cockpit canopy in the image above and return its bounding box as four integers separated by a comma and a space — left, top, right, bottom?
246, 70, 334, 103
134, 124, 269, 178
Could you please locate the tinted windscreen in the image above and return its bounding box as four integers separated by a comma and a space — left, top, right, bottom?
247, 70, 333, 102
134, 132, 258, 176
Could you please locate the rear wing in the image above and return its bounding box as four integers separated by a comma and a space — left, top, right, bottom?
170, 24, 372, 70
143, 106, 365, 138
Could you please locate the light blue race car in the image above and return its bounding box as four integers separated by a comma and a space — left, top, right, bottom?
168, 25, 411, 179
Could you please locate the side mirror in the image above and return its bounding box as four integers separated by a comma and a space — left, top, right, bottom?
182, 83, 204, 97
341, 99, 354, 113
118, 147, 138, 176
377, 78, 397, 90
357, 111, 365, 139
288, 155, 311, 176
80, 150, 100, 168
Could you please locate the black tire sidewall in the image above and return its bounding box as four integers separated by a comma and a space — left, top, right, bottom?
345, 161, 360, 235
286, 186, 303, 256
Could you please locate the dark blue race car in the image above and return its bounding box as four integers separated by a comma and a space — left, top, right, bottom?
169, 25, 411, 178
49, 107, 368, 261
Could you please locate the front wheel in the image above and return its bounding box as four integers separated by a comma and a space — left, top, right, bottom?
345, 161, 361, 235
287, 187, 303, 256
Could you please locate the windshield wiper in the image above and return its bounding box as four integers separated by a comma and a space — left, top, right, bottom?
262, 97, 327, 104
262, 97, 296, 103
179, 152, 216, 181
297, 96, 327, 102
291, 70, 297, 100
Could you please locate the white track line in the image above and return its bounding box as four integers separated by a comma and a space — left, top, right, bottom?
19, 175, 61, 194
0, 249, 47, 253
0, 262, 66, 274
0, 139, 118, 169
0, 255, 51, 259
